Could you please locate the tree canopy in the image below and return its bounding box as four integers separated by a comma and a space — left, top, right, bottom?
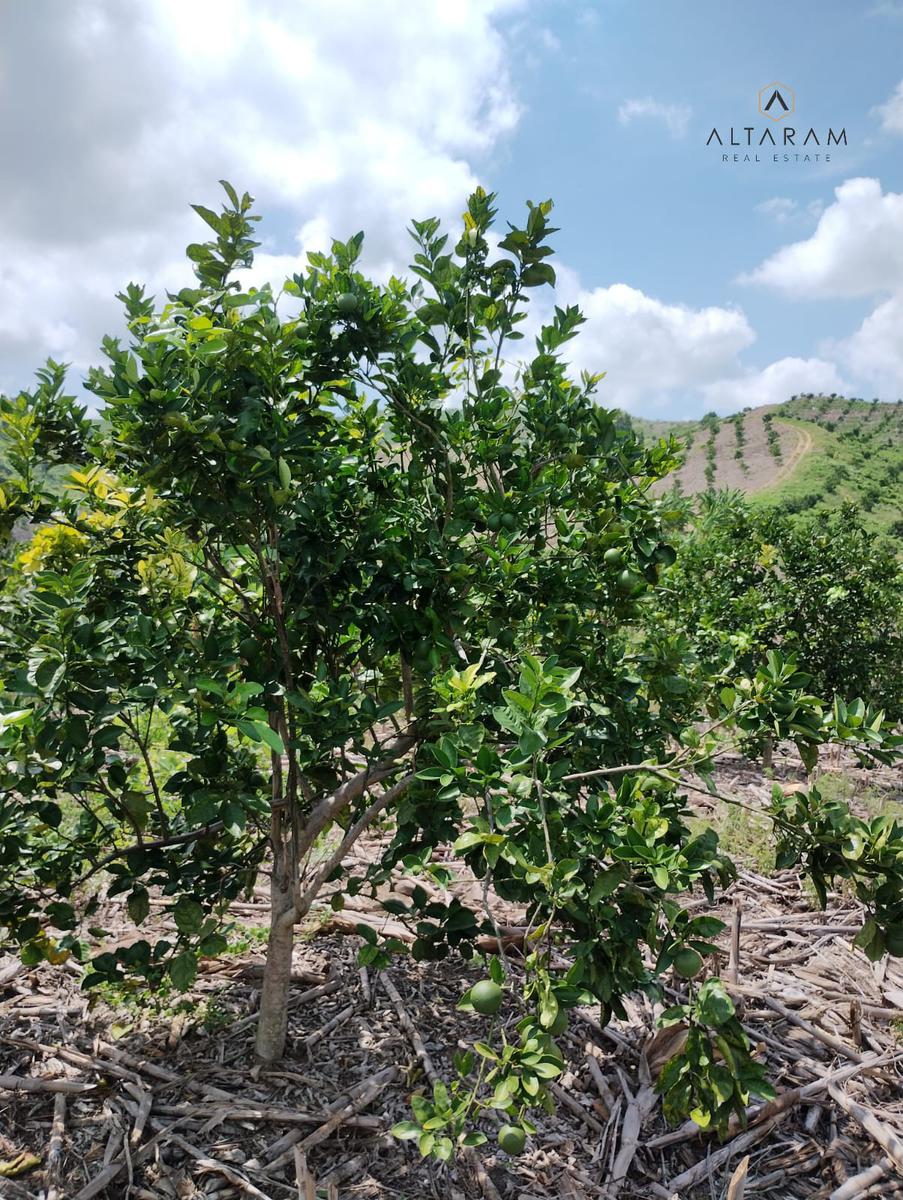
0, 184, 900, 1151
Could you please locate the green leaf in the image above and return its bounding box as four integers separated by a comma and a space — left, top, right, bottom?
522, 263, 556, 287
236, 719, 284, 754
127, 888, 150, 926
168, 951, 198, 991
391, 1121, 421, 1141
172, 897, 205, 935
695, 979, 735, 1028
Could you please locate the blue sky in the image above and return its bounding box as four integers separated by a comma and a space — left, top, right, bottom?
503, 2, 903, 367
2, 0, 903, 417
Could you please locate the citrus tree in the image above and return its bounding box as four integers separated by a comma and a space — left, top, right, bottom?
1, 187, 901, 1154
654, 493, 903, 723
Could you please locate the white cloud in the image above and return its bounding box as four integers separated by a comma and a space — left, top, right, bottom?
755, 197, 825, 227
0, 0, 524, 394
756, 197, 798, 223
700, 357, 851, 413
617, 98, 692, 139
544, 268, 754, 413
739, 177, 903, 297
531, 267, 852, 415
742, 176, 903, 396
874, 80, 903, 134
829, 294, 903, 396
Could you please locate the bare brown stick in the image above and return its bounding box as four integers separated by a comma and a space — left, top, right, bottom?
729, 898, 742, 985
849, 998, 863, 1050
244, 1072, 391, 1170
828, 1084, 903, 1173
166, 1130, 275, 1199
830, 1159, 894, 1200
122, 1082, 153, 1147
667, 1115, 780, 1193
0, 1073, 93, 1094
548, 1081, 607, 1136
302, 1004, 355, 1053
603, 1060, 657, 1198
725, 984, 865, 1063
94, 1039, 235, 1102
73, 1117, 186, 1200
288, 773, 414, 929
294, 731, 418, 863
359, 965, 372, 1007
585, 1049, 617, 1118
0, 1178, 40, 1200
268, 1065, 397, 1169
294, 1146, 316, 1200
379, 971, 437, 1077
726, 1155, 750, 1200
45, 1092, 66, 1200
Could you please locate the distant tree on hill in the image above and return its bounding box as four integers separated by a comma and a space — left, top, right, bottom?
654, 496, 903, 724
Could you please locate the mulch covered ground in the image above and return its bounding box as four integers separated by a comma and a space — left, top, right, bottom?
1, 754, 902, 1199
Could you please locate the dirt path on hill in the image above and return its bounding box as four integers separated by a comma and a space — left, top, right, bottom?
766, 419, 814, 490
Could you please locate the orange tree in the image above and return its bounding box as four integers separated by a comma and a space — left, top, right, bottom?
0, 186, 900, 1152
652, 493, 903, 724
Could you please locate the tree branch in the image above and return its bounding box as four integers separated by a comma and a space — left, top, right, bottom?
294, 730, 420, 862
279, 772, 415, 931
76, 731, 420, 887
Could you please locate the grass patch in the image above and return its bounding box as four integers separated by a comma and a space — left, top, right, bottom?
690, 805, 774, 873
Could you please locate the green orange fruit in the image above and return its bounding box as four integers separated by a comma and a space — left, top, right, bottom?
616, 568, 640, 595
470, 979, 502, 1015
498, 1124, 526, 1155
673, 948, 703, 979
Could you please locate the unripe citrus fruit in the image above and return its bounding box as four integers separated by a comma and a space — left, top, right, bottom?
336, 292, 359, 315
616, 568, 640, 595
673, 948, 703, 979
603, 547, 623, 567
498, 1124, 526, 1155
470, 979, 502, 1015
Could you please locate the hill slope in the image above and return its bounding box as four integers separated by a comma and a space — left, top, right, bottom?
637, 395, 903, 538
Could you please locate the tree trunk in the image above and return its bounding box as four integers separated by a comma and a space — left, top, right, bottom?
255, 814, 295, 1062
762, 736, 774, 772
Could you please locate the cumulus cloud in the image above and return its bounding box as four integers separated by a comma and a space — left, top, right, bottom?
540, 268, 752, 413
617, 98, 692, 139
740, 176, 903, 395
874, 80, 903, 134
0, 0, 524, 393
739, 178, 903, 297
700, 357, 851, 412
829, 295, 903, 397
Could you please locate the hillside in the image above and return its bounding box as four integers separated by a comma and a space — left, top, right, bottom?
638, 395, 903, 538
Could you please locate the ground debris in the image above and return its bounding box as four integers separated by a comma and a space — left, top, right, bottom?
0, 755, 901, 1197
